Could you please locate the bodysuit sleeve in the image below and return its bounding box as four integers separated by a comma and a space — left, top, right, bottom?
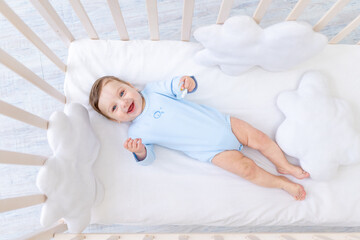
149, 76, 197, 98
133, 144, 156, 166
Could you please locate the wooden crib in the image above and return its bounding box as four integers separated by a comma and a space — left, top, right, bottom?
1, 0, 360, 239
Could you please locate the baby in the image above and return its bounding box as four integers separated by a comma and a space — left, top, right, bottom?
89, 75, 309, 200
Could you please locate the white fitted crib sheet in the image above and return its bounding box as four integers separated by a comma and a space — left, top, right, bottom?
64, 39, 360, 227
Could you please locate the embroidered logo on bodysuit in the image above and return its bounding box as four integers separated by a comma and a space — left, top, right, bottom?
153, 108, 164, 119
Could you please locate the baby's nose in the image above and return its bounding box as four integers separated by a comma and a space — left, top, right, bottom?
120, 99, 130, 110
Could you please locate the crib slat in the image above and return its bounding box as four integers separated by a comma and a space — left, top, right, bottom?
329, 15, 360, 44
253, 0, 273, 24
0, 150, 47, 166
69, 0, 99, 39
285, 0, 311, 21
347, 235, 360, 240
0, 100, 49, 130
0, 194, 46, 213
106, 236, 120, 240
0, 0, 66, 72
216, 0, 234, 24
146, 0, 160, 40
312, 235, 333, 240
313, 0, 351, 32
179, 235, 189, 240
107, 0, 129, 41
181, 0, 195, 41
30, 0, 75, 47
0, 48, 66, 104
143, 236, 155, 240
16, 221, 67, 240
279, 235, 297, 240
69, 236, 85, 240
54, 233, 360, 240
245, 235, 261, 240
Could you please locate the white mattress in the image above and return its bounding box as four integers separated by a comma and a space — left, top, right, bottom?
64, 39, 360, 227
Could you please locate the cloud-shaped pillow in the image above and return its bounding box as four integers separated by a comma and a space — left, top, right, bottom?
193, 15, 327, 75
276, 71, 360, 180
36, 103, 104, 233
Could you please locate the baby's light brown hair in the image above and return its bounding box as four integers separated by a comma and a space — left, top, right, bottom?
89, 76, 130, 119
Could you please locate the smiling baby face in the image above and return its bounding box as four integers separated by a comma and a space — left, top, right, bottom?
97, 79, 145, 123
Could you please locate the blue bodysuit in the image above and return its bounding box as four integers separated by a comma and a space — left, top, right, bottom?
128, 76, 243, 166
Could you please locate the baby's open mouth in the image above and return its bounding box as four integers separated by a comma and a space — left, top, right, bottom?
127, 102, 135, 113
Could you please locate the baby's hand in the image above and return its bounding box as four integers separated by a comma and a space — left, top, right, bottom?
179, 76, 196, 93
124, 138, 146, 160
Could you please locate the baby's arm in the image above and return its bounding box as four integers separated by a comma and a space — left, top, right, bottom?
124, 138, 155, 165
151, 76, 197, 98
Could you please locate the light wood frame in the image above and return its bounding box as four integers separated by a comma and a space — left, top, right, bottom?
30, 0, 75, 46
69, 0, 99, 39
217, 0, 234, 24
313, 0, 352, 32
0, 0, 66, 72
146, 0, 160, 40
54, 233, 360, 240
0, 194, 46, 213
0, 150, 47, 166
106, 0, 129, 40
16, 221, 68, 240
0, 99, 49, 129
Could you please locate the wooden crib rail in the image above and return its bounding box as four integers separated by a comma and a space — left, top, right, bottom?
217, 0, 234, 24
181, 0, 195, 41
146, 0, 160, 41
54, 233, 360, 240
30, 0, 75, 47
0, 0, 66, 72
253, 0, 272, 24
0, 194, 46, 213
313, 0, 351, 32
69, 0, 99, 40
11, 0, 355, 44
0, 100, 49, 129
286, 0, 311, 21
16, 221, 68, 240
0, 48, 66, 104
107, 0, 129, 41
330, 14, 360, 44
0, 150, 47, 166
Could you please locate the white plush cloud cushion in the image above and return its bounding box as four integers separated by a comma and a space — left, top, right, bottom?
36, 103, 104, 233
193, 15, 327, 75
276, 71, 360, 181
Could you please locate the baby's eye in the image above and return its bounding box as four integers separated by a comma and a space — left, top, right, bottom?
120, 91, 125, 97
112, 105, 117, 112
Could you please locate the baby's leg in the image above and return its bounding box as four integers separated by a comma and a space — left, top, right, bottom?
230, 117, 309, 179
212, 150, 306, 200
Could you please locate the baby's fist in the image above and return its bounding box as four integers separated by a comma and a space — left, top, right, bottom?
124, 138, 146, 154
179, 76, 196, 92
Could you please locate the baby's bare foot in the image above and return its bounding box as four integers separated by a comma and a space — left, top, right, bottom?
277, 165, 310, 179
279, 176, 306, 201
